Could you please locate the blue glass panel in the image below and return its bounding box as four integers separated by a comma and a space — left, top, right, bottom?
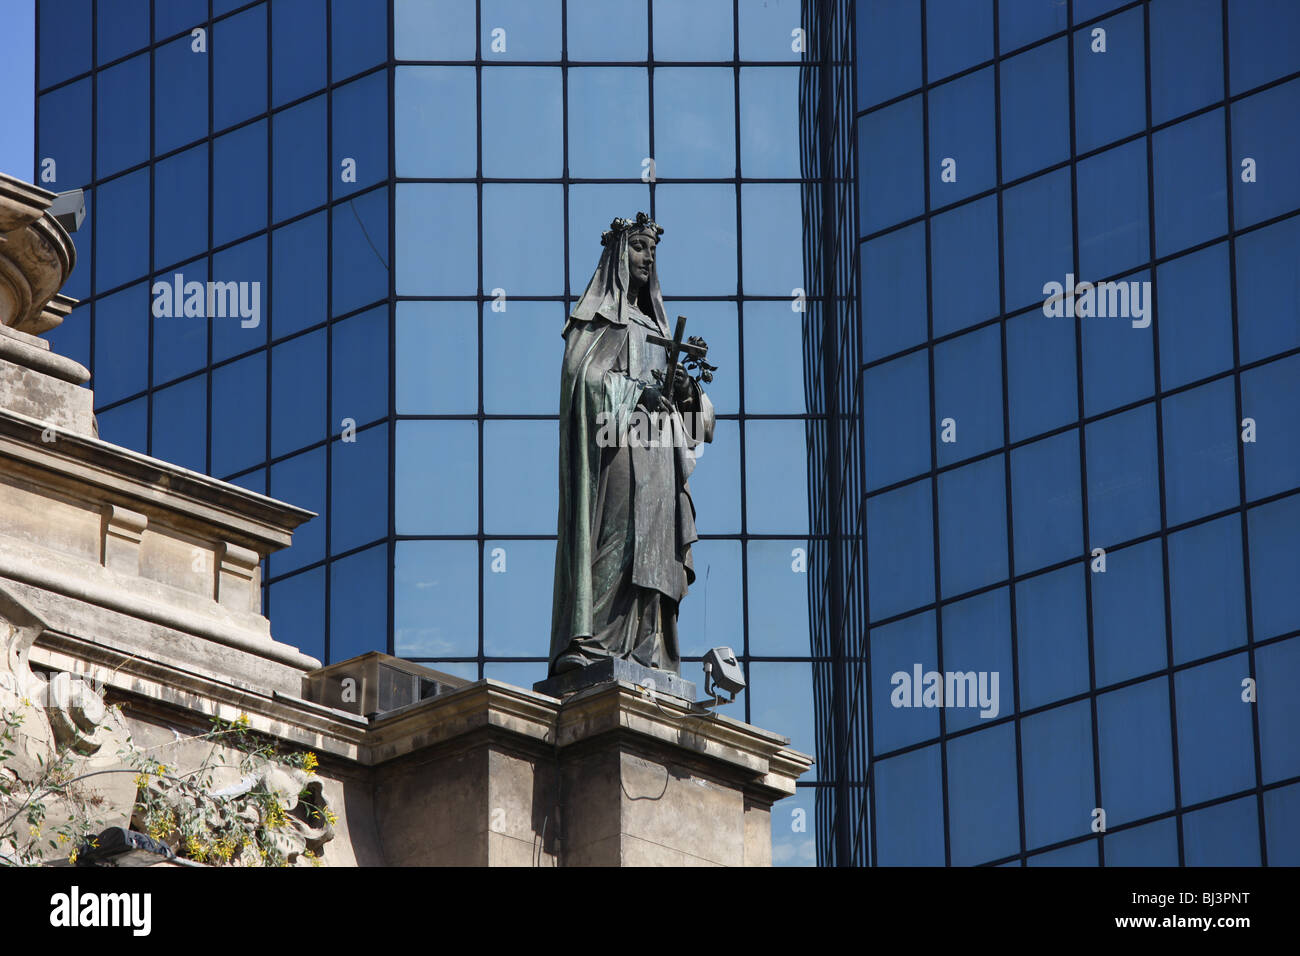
742, 301, 804, 414
98, 0, 149, 64
1153, 111, 1227, 258
864, 352, 929, 490
271, 0, 325, 107
1257, 636, 1300, 785
395, 420, 478, 533
770, 789, 817, 867
96, 397, 147, 453
1016, 564, 1089, 709
395, 301, 477, 413
1002, 167, 1072, 313
858, 0, 921, 108
213, 121, 268, 246
271, 330, 326, 456
152, 257, 208, 384
151, 374, 207, 472
477, 69, 561, 178
567, 182, 652, 289
1266, 782, 1300, 865
997, 0, 1067, 53
938, 456, 1008, 598
859, 96, 924, 235
1092, 538, 1166, 686
63, 187, 93, 301
1077, 140, 1149, 280
653, 185, 737, 295
1149, 0, 1222, 125
861, 222, 927, 361
332, 71, 388, 197
667, 300, 737, 414
94, 283, 149, 405
397, 184, 476, 296
940, 587, 1012, 732
210, 236, 269, 362
39, 0, 92, 89
568, 0, 646, 60
653, 68, 735, 178
332, 0, 387, 79
746, 421, 810, 534
1161, 377, 1239, 526
749, 663, 815, 757
1242, 354, 1300, 501
211, 352, 267, 476
96, 54, 150, 177
1005, 307, 1077, 444
741, 185, 802, 296
566, 68, 649, 178
871, 611, 939, 752
738, 0, 800, 61
95, 169, 150, 290
484, 301, 565, 414
268, 446, 326, 575
393, 0, 473, 58
1021, 700, 1094, 849
874, 745, 945, 865
1012, 430, 1082, 573
1227, 0, 1300, 93
396, 67, 477, 177
154, 144, 209, 270
483, 540, 558, 656
156, 0, 207, 41
272, 95, 327, 223
38, 80, 92, 190
330, 423, 388, 552
739, 68, 799, 178
480, 0, 560, 60
925, 0, 992, 82
946, 723, 1019, 865
1249, 495, 1300, 642
213, 6, 268, 131
677, 539, 742, 658
1234, 216, 1300, 365
482, 185, 564, 296
154, 35, 208, 155
1079, 269, 1154, 417
686, 420, 741, 533
1073, 0, 1132, 21
1098, 677, 1174, 826
1072, 7, 1145, 154
272, 212, 326, 338
652, 0, 731, 61
269, 568, 325, 663
1104, 817, 1179, 866
1233, 80, 1300, 230
868, 479, 935, 621
330, 544, 389, 661
332, 186, 389, 315
746, 540, 811, 656
1156, 242, 1233, 390
1169, 514, 1246, 664
394, 541, 478, 658
927, 68, 995, 209
1183, 797, 1261, 866
934, 324, 1002, 465
484, 421, 557, 534
332, 304, 389, 428
1028, 841, 1098, 865
931, 196, 998, 338
1176, 653, 1256, 805
1085, 403, 1160, 546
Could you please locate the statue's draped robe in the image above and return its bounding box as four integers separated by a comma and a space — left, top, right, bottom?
549, 238, 714, 676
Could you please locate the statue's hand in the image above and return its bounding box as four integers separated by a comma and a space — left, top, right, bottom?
651, 367, 692, 404
638, 383, 673, 413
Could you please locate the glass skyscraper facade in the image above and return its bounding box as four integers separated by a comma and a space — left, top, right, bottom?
32, 0, 1299, 868
34, 0, 819, 864
808, 0, 1298, 866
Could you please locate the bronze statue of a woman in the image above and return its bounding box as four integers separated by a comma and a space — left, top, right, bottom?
548, 213, 715, 677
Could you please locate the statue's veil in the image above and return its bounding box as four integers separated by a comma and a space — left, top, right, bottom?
564, 216, 669, 337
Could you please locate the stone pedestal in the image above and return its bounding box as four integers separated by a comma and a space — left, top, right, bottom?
533, 656, 696, 702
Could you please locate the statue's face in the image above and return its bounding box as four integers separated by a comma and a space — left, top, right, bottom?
627, 232, 656, 285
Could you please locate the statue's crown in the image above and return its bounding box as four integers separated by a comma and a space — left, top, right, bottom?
601, 211, 664, 247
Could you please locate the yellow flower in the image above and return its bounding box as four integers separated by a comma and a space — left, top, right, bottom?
324, 808, 338, 826
185, 835, 208, 862
234, 713, 251, 730
67, 848, 78, 865
56, 832, 68, 844
301, 752, 319, 772
133, 772, 150, 789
